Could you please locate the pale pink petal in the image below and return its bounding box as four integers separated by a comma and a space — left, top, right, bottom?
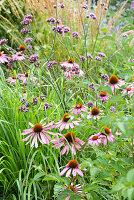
21, 129, 33, 135
59, 123, 66, 131
75, 168, 84, 177
78, 109, 81, 115
72, 121, 79, 126
28, 122, 34, 127
60, 144, 69, 155
65, 123, 70, 129
75, 137, 85, 145
40, 132, 49, 145
74, 108, 78, 116
69, 122, 74, 129
25, 134, 34, 145
72, 168, 77, 176
60, 167, 69, 176
66, 195, 71, 200
43, 130, 57, 135
102, 137, 107, 146
22, 133, 33, 141
71, 144, 76, 155
31, 134, 38, 148
87, 114, 92, 119
66, 168, 72, 177
88, 140, 93, 145
111, 85, 115, 93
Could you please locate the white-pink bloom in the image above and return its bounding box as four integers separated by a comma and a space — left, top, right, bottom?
51, 132, 85, 155
6, 76, 17, 85
0, 51, 9, 63
87, 133, 101, 146
52, 113, 81, 131
60, 183, 83, 200
87, 107, 101, 120
98, 92, 110, 102
122, 87, 134, 98
105, 75, 125, 93
60, 160, 84, 177
71, 104, 88, 116
12, 52, 25, 61
115, 129, 122, 136
21, 121, 59, 148
99, 127, 115, 146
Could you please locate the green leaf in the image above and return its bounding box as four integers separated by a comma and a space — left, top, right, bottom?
34, 172, 45, 181
57, 189, 73, 200
69, 194, 82, 200
54, 183, 64, 197
127, 188, 134, 200
82, 184, 100, 193
100, 36, 114, 40
127, 169, 134, 183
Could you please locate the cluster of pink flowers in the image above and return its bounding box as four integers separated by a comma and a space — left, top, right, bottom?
60, 58, 84, 79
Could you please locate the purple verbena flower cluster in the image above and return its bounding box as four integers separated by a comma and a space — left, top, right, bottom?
97, 52, 106, 57
80, 56, 86, 61
81, 4, 88, 9
101, 74, 109, 80
29, 54, 39, 63
33, 97, 38, 105
47, 60, 57, 69
89, 82, 95, 91
95, 56, 102, 61
87, 54, 93, 59
90, 13, 97, 19
72, 32, 79, 39
19, 106, 29, 112
21, 28, 29, 34
87, 101, 94, 108
52, 25, 70, 34
24, 38, 33, 43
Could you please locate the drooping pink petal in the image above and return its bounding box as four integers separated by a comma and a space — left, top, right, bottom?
74, 108, 78, 116
25, 134, 34, 145
87, 114, 92, 119
60, 167, 69, 176
78, 108, 81, 115
72, 121, 79, 126
52, 141, 65, 149
71, 144, 76, 155
60, 144, 69, 155
51, 137, 65, 144
66, 168, 72, 177
88, 140, 93, 145
65, 122, 70, 129
31, 133, 38, 148
40, 132, 49, 145
75, 137, 85, 145
43, 130, 57, 136
22, 133, 33, 141
65, 195, 71, 200
102, 137, 107, 146
69, 122, 74, 129
75, 168, 84, 177
59, 123, 66, 131
107, 134, 114, 143
21, 129, 33, 135
111, 85, 115, 93
28, 122, 34, 127
72, 168, 77, 176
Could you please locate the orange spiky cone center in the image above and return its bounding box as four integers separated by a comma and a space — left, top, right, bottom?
62, 113, 70, 122
109, 75, 119, 84
91, 107, 99, 115
68, 160, 78, 168
33, 123, 43, 133
64, 132, 75, 143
